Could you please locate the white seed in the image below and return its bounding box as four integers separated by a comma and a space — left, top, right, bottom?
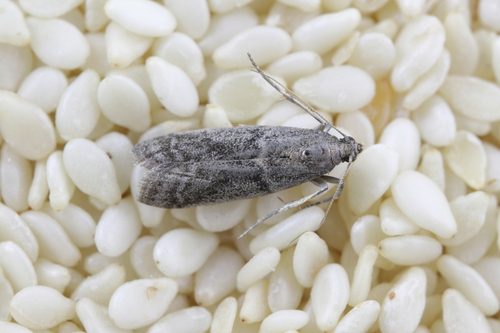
148, 307, 212, 333
350, 215, 385, 255
395, 0, 425, 16
379, 118, 420, 172
334, 300, 380, 333
336, 111, 375, 147
267, 51, 322, 84
0, 0, 30, 46
95, 197, 141, 257
63, 8, 86, 30
440, 75, 500, 122
442, 191, 489, 246
379, 235, 442, 265
27, 18, 89, 70
213, 26, 292, 69
240, 280, 270, 324
154, 228, 219, 278
349, 245, 378, 306
311, 264, 349, 331
85, 0, 108, 32
445, 12, 478, 75
268, 248, 303, 311
418, 146, 445, 190
46, 151, 75, 211
56, 69, 101, 141
0, 144, 31, 212
478, 0, 500, 32
403, 49, 451, 110
259, 310, 309, 333
34, 259, 71, 293
0, 203, 38, 262
391, 16, 445, 92
352, 0, 388, 12
105, 22, 152, 69
293, 65, 375, 113
0, 241, 37, 292
209, 70, 282, 122
411, 96, 456, 147
293, 232, 329, 288
104, 0, 176, 37
278, 0, 319, 11
202, 104, 232, 128
109, 278, 178, 330
196, 199, 251, 232
237, 247, 280, 292
63, 138, 121, 206
346, 144, 399, 215
249, 207, 325, 254
437, 255, 499, 315
379, 267, 427, 333
195, 247, 243, 306
0, 91, 56, 160
19, 0, 82, 18
71, 264, 126, 305
0, 322, 32, 333
97, 75, 150, 132
292, 8, 361, 54
146, 56, 199, 117
442, 289, 491, 333
257, 101, 303, 126
444, 131, 487, 189
331, 30, 360, 66
153, 32, 206, 86
96, 132, 134, 195
199, 7, 258, 55
130, 236, 163, 279
164, 0, 210, 39
473, 257, 500, 302
84, 32, 111, 75
10, 286, 75, 330
349, 32, 395, 80
379, 198, 420, 236
444, 165, 468, 201
447, 195, 497, 264
0, 44, 33, 91
391, 170, 457, 238
28, 160, 48, 210
18, 67, 67, 113
210, 297, 237, 333
21, 211, 81, 267
76, 298, 130, 333
455, 113, 491, 136
493, 37, 500, 83
133, 199, 166, 228
474, 30, 496, 81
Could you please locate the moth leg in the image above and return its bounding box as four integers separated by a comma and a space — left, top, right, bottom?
237, 178, 330, 239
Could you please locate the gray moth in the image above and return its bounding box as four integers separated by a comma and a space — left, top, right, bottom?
133, 54, 363, 236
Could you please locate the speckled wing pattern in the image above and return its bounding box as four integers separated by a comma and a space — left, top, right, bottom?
133, 126, 333, 208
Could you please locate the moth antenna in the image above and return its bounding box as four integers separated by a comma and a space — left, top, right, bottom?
247, 52, 344, 136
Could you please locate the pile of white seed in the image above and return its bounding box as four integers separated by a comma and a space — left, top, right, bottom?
0, 0, 499, 332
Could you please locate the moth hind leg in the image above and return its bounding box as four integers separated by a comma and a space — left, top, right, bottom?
237, 177, 330, 239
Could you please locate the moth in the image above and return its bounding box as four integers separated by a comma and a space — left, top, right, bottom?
133, 54, 363, 237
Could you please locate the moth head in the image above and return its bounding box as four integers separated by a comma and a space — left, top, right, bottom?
339, 136, 363, 163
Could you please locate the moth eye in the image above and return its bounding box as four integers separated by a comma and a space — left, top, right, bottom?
301, 146, 325, 159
